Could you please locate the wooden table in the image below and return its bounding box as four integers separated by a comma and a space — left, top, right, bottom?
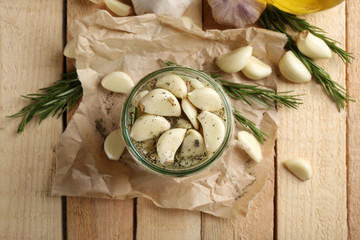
1, 0, 359, 239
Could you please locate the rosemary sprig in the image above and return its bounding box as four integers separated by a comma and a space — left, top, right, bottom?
8, 72, 82, 133
259, 4, 354, 110
233, 109, 268, 144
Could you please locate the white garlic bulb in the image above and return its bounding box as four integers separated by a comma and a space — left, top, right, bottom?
132, 0, 195, 18
207, 0, 266, 28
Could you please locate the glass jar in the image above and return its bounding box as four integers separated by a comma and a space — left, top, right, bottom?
121, 66, 233, 177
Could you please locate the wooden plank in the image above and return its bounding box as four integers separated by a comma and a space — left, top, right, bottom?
346, 0, 360, 239
0, 0, 63, 239
65, 1, 134, 239
135, 1, 203, 239
201, 1, 274, 239
276, 4, 347, 239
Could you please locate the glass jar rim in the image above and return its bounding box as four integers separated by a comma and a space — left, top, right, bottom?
121, 66, 233, 177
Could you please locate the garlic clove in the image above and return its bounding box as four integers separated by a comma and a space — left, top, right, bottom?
182, 76, 204, 90
197, 111, 225, 153
284, 158, 312, 181
242, 56, 272, 80
104, 129, 126, 160
237, 131, 263, 163
181, 98, 199, 129
216, 46, 253, 73
187, 88, 223, 112
63, 39, 76, 59
207, 0, 266, 28
155, 74, 187, 98
139, 89, 181, 116
297, 30, 332, 59
130, 114, 171, 141
133, 90, 149, 107
279, 51, 312, 83
132, 0, 194, 18
179, 129, 206, 158
104, 0, 132, 17
173, 118, 193, 129
101, 71, 134, 93
157, 128, 187, 164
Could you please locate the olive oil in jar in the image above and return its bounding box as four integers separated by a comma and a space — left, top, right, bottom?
267, 0, 344, 14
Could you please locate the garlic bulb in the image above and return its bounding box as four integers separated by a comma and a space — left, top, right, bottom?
132, 0, 195, 18
207, 0, 266, 28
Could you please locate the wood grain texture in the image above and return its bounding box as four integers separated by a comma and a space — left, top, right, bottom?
0, 0, 63, 239
346, 0, 360, 239
135, 1, 203, 239
276, 3, 348, 239
65, 1, 134, 239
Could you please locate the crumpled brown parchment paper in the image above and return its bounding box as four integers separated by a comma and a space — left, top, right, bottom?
52, 10, 287, 219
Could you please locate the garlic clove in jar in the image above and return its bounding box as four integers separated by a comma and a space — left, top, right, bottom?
197, 111, 225, 153
155, 74, 187, 98
179, 129, 206, 158
130, 114, 171, 141
101, 71, 134, 93
173, 118, 193, 129
181, 98, 199, 129
63, 39, 77, 59
279, 51, 312, 83
182, 76, 204, 90
297, 30, 332, 59
216, 46, 253, 73
187, 88, 223, 112
207, 0, 266, 28
104, 129, 126, 160
132, 0, 195, 18
157, 128, 187, 164
242, 56, 272, 80
104, 0, 132, 17
237, 131, 263, 163
133, 90, 149, 107
139, 89, 181, 116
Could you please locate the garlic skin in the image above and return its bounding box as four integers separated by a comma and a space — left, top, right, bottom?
207, 0, 266, 28
279, 51, 312, 83
216, 46, 253, 73
63, 39, 76, 59
132, 0, 195, 18
181, 16, 196, 28
157, 128, 187, 164
284, 158, 312, 181
242, 56, 272, 80
104, 0, 132, 17
297, 31, 332, 59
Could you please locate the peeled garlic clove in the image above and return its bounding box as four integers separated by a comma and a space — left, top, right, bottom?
179, 129, 206, 158
187, 88, 222, 111
174, 118, 193, 129
63, 39, 76, 58
132, 0, 195, 18
279, 51, 312, 83
101, 71, 134, 93
237, 131, 262, 163
104, 129, 125, 160
242, 56, 272, 80
297, 31, 332, 59
284, 158, 312, 181
133, 90, 149, 107
130, 114, 171, 141
216, 46, 253, 73
155, 74, 187, 98
207, 0, 266, 28
139, 89, 181, 116
182, 76, 204, 90
104, 0, 132, 16
197, 111, 225, 153
157, 128, 187, 164
181, 98, 199, 129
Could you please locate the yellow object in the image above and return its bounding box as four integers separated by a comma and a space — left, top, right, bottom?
267, 0, 344, 14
